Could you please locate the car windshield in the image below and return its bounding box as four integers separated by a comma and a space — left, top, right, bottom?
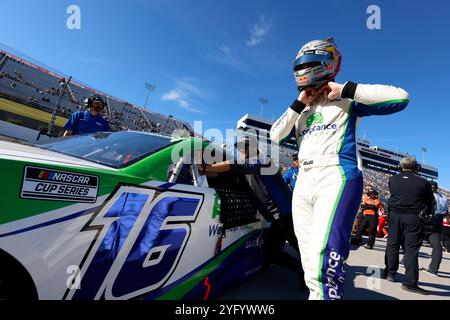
33, 131, 176, 168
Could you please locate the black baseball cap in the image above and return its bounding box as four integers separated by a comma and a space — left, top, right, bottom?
86, 95, 106, 107
291, 152, 298, 160
430, 181, 438, 188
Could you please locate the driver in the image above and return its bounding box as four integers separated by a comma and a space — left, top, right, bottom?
270, 38, 409, 300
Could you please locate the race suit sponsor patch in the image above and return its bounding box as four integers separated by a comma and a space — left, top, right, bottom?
20, 166, 99, 202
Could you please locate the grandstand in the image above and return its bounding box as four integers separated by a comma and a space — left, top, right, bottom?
0, 48, 193, 138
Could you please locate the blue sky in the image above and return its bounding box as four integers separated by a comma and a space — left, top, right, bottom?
1, 0, 449, 188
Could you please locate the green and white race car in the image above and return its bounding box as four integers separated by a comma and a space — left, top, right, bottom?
0, 131, 266, 300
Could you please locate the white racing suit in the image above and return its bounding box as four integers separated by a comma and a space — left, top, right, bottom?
270, 82, 409, 300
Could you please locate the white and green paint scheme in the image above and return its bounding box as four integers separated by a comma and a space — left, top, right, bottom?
0, 131, 265, 300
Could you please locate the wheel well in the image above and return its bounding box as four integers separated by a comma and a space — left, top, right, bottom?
0, 248, 38, 299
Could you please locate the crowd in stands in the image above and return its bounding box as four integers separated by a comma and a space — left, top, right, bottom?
0, 68, 75, 117
363, 167, 449, 208
0, 51, 192, 135
279, 157, 449, 211
363, 168, 391, 203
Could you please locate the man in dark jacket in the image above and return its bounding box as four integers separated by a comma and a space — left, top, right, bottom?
200, 135, 306, 290
384, 156, 435, 295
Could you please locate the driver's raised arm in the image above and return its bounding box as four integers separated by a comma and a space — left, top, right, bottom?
340, 81, 409, 117
270, 100, 305, 144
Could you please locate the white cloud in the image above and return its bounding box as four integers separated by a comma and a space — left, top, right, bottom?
217, 42, 231, 55
178, 99, 189, 108
161, 90, 180, 101
161, 78, 208, 114
246, 14, 272, 47
209, 42, 249, 73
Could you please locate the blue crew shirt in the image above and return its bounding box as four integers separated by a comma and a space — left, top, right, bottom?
283, 166, 298, 190
64, 111, 110, 135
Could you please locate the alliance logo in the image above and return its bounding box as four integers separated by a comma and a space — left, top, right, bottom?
324, 250, 345, 300
306, 112, 324, 127
301, 112, 338, 138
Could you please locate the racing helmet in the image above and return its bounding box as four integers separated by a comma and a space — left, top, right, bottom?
293, 37, 342, 91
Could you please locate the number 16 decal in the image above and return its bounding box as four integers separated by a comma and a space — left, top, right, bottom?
67, 186, 203, 300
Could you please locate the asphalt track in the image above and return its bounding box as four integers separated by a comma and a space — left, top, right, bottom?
220, 237, 450, 300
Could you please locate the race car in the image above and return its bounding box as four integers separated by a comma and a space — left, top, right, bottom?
0, 131, 267, 300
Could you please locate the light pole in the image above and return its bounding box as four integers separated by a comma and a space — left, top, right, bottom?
47, 76, 72, 136
259, 97, 268, 119
421, 147, 427, 164
144, 82, 156, 109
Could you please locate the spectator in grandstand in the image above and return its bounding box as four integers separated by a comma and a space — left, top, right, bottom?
283, 152, 299, 191
28, 96, 38, 103
442, 213, 450, 253
384, 156, 434, 295
63, 94, 110, 136
200, 135, 306, 291
421, 181, 448, 276
351, 186, 382, 249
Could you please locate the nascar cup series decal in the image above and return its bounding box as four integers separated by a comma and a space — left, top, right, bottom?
20, 166, 99, 203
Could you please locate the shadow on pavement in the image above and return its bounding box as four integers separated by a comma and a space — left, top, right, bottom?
218, 266, 308, 300
344, 265, 398, 300
418, 280, 450, 297
380, 267, 450, 297
350, 243, 386, 254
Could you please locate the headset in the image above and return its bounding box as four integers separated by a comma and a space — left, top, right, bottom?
83, 95, 106, 109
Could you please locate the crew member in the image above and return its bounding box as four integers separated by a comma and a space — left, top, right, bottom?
270, 37, 409, 300
63, 94, 110, 136
200, 135, 306, 290
283, 152, 299, 190
384, 156, 434, 295
351, 186, 382, 249
421, 181, 448, 276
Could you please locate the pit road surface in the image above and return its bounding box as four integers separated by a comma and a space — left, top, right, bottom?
220, 237, 450, 300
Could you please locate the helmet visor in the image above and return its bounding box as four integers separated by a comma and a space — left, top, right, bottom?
293, 51, 333, 71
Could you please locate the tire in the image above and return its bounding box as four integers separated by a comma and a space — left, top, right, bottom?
0, 249, 38, 300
